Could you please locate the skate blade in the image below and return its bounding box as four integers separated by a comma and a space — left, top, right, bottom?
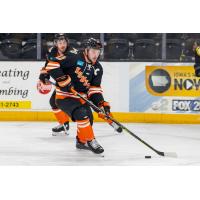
76, 148, 105, 157
65, 131, 70, 135
98, 153, 105, 157
91, 151, 105, 157
52, 131, 69, 136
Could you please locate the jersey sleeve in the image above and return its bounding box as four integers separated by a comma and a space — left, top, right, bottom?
88, 63, 105, 106
44, 48, 71, 91
38, 52, 52, 82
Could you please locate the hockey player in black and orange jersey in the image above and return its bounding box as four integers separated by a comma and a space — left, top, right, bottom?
38, 34, 71, 135
193, 41, 200, 77
39, 34, 122, 137
44, 38, 112, 154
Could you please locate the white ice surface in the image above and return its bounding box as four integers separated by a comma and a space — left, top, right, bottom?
0, 122, 200, 165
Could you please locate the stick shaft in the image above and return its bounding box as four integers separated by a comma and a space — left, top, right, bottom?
73, 89, 165, 156
47, 80, 177, 157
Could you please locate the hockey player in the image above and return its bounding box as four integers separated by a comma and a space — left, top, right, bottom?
44, 38, 113, 154
38, 34, 70, 135
193, 41, 200, 77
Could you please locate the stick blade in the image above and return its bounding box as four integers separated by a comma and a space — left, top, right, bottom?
164, 152, 178, 158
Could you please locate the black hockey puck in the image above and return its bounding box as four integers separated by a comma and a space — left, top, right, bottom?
117, 127, 123, 133
145, 156, 151, 159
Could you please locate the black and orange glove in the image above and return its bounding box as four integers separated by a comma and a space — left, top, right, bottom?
99, 101, 110, 114
39, 67, 50, 84
97, 101, 122, 133
56, 75, 74, 92
98, 101, 111, 119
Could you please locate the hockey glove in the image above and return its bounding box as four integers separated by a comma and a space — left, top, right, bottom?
98, 101, 123, 133
56, 75, 74, 92
98, 101, 111, 119
39, 68, 50, 84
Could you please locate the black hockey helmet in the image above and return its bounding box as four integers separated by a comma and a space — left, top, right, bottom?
84, 38, 102, 50
54, 33, 68, 43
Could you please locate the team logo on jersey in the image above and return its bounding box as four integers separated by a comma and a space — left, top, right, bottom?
77, 60, 84, 67
75, 67, 90, 87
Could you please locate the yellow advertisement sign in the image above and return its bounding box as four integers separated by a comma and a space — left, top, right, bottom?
146, 66, 200, 96
0, 101, 32, 109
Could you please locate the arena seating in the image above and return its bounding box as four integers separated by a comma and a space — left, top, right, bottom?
0, 33, 198, 61
104, 38, 129, 59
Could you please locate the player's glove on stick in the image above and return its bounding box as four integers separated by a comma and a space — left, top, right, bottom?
98, 101, 111, 119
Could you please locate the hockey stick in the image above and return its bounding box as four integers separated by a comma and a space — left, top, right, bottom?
71, 88, 177, 158
46, 79, 122, 133
46, 79, 177, 157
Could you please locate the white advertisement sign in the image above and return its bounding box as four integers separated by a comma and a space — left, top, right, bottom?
0, 61, 129, 112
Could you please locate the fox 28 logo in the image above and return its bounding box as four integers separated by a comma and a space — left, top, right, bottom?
172, 100, 200, 111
